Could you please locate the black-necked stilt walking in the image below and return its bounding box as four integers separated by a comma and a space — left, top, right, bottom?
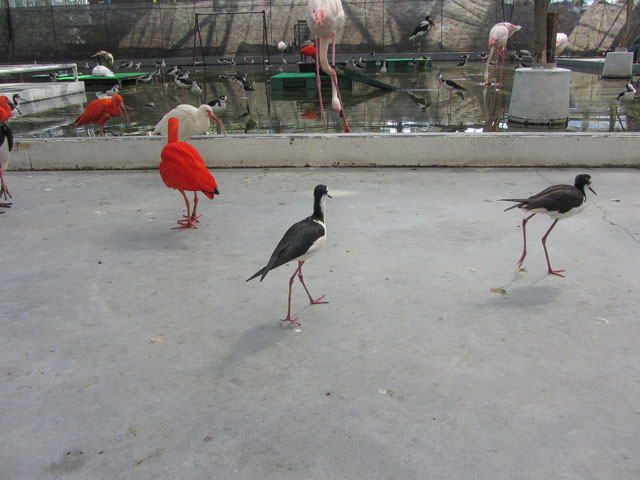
247, 184, 332, 326
500, 174, 596, 277
409, 15, 437, 43
456, 54, 469, 67
207, 95, 228, 115
138, 70, 157, 83
437, 73, 466, 100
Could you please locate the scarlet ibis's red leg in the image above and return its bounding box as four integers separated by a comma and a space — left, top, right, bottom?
174, 190, 197, 229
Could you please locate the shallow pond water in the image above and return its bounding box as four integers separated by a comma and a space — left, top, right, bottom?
7, 60, 640, 137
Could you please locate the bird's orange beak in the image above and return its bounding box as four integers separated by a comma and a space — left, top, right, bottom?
208, 111, 227, 137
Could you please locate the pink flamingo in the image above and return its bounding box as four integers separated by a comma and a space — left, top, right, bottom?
483, 22, 521, 87
307, 0, 351, 133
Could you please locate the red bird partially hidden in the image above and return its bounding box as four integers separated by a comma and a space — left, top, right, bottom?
159, 117, 219, 229
0, 95, 11, 122
300, 45, 317, 61
76, 93, 130, 136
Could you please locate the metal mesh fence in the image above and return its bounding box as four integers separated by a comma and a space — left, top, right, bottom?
0, 0, 636, 62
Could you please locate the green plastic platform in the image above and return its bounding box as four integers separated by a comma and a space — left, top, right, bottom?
269, 72, 351, 91
33, 72, 150, 85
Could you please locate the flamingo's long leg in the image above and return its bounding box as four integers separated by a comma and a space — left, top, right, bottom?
331, 33, 351, 133
315, 37, 328, 133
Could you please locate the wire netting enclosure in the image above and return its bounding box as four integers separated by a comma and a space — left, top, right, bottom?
0, 1, 638, 61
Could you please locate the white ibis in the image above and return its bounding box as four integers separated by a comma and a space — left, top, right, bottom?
307, 0, 351, 133
92, 64, 115, 77
556, 32, 568, 57
247, 184, 331, 326
500, 174, 596, 277
153, 104, 227, 140
483, 22, 521, 87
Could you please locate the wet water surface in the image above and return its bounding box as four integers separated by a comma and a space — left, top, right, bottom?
7, 61, 640, 138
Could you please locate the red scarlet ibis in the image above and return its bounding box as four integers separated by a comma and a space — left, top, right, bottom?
484, 22, 521, 87
247, 184, 331, 326
0, 95, 11, 122
75, 93, 130, 136
159, 117, 219, 230
300, 45, 317, 62
153, 104, 226, 141
0, 101, 13, 208
500, 174, 596, 277
307, 0, 351, 133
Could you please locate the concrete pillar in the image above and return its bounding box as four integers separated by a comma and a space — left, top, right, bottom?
601, 48, 633, 78
508, 66, 571, 126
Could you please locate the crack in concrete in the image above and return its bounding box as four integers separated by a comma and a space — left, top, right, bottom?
595, 202, 640, 245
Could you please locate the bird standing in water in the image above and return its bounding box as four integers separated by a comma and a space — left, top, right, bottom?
75, 93, 130, 136
307, 0, 351, 133
484, 22, 521, 87
500, 174, 596, 277
247, 185, 331, 326
159, 117, 220, 229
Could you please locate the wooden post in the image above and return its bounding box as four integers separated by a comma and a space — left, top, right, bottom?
533, 0, 548, 64
546, 12, 559, 64
620, 1, 635, 48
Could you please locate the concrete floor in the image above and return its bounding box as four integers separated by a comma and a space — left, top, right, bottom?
1, 167, 639, 479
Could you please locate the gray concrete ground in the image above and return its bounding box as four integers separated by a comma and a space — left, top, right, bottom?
1, 167, 639, 480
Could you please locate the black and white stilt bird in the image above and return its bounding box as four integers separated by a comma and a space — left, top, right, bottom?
500, 174, 596, 277
409, 15, 437, 43
207, 95, 228, 115
616, 83, 636, 111
96, 83, 119, 98
437, 73, 466, 100
247, 184, 331, 326
456, 54, 469, 67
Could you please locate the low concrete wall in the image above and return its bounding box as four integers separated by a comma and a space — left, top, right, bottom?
10, 133, 640, 170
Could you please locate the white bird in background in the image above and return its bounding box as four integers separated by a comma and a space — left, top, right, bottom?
556, 32, 568, 57
207, 95, 228, 115
96, 83, 119, 98
191, 81, 203, 96
379, 60, 387, 74
92, 64, 115, 77
484, 22, 521, 87
278, 40, 287, 67
307, 0, 351, 133
616, 82, 636, 109
153, 104, 227, 141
